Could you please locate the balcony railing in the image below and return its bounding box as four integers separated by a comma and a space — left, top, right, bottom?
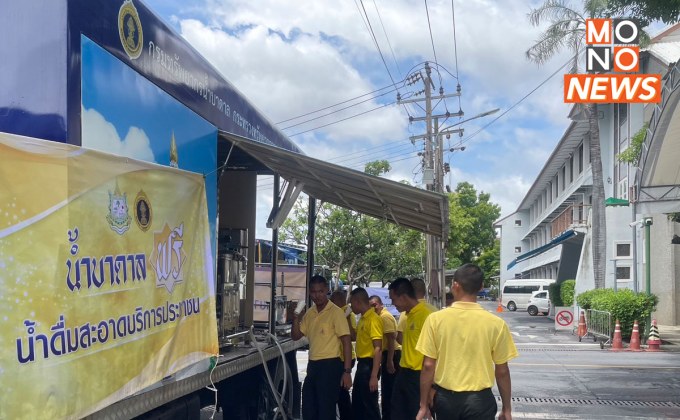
551, 204, 590, 237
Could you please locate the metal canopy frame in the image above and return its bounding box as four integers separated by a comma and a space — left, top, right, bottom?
220, 132, 449, 238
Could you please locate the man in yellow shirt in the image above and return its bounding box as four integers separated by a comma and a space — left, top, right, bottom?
396, 278, 437, 346
388, 277, 435, 420
331, 289, 357, 420
292, 275, 353, 420
350, 287, 383, 419
415, 264, 518, 420
369, 295, 400, 420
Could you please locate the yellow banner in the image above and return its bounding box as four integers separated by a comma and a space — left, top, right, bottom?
0, 133, 218, 419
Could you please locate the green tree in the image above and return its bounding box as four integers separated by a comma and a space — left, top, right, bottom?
526, 0, 609, 288
476, 238, 500, 288
446, 182, 501, 268
604, 0, 680, 25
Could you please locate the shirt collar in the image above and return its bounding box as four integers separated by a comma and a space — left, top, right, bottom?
451, 301, 482, 309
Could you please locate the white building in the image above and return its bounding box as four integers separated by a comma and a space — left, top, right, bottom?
496, 24, 680, 325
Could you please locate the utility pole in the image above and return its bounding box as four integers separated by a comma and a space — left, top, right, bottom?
399, 62, 461, 308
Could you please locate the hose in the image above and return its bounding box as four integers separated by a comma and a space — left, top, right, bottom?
249, 326, 288, 420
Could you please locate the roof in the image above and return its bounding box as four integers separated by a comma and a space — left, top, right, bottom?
220, 132, 450, 238
646, 42, 680, 66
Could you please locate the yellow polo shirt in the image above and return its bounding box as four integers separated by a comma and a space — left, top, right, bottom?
399, 301, 434, 370
379, 308, 401, 352
340, 304, 357, 361
397, 299, 437, 333
355, 308, 383, 358
416, 301, 518, 391
300, 301, 350, 361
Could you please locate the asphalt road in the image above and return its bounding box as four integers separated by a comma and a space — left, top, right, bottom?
295, 301, 680, 419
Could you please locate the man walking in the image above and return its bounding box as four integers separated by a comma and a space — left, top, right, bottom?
292, 275, 353, 420
416, 264, 518, 420
369, 295, 400, 420
388, 278, 435, 420
350, 287, 383, 420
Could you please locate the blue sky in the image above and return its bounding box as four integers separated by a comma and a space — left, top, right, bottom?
140, 0, 665, 240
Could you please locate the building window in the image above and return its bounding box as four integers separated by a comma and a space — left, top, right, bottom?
616, 265, 632, 285
569, 156, 574, 182
514, 219, 522, 227
615, 242, 632, 258
618, 178, 628, 200
578, 143, 584, 174
562, 166, 566, 191
515, 246, 522, 254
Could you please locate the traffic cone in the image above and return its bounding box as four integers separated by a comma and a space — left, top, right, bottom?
496, 300, 503, 313
629, 320, 641, 351
611, 319, 623, 351
647, 319, 661, 352
577, 311, 587, 338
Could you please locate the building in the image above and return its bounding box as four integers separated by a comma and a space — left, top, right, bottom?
496, 24, 680, 325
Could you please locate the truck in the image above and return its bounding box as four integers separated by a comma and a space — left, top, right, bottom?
0, 1, 449, 418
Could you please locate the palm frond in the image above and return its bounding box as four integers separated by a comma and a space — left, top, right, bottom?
527, 0, 584, 27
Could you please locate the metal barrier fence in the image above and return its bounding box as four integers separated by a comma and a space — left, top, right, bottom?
583, 309, 612, 347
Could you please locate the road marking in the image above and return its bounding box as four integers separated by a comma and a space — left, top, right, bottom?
511, 362, 680, 369
527, 335, 538, 339
511, 332, 520, 337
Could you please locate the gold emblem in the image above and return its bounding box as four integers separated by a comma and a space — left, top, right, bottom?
118, 0, 143, 60
150, 223, 186, 293
170, 131, 179, 168
134, 190, 152, 232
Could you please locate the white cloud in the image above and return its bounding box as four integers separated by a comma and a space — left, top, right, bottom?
81, 107, 155, 162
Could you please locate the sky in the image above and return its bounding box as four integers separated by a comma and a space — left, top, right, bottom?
142, 0, 663, 240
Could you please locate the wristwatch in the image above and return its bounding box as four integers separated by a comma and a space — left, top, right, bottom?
343, 368, 352, 374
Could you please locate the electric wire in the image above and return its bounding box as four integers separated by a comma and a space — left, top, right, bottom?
358, 0, 399, 89
456, 54, 578, 147
424, 0, 444, 88
371, 0, 403, 82
280, 87, 398, 131
289, 101, 397, 137
451, 0, 462, 111
275, 81, 402, 125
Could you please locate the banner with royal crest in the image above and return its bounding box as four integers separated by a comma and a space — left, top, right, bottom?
0, 132, 218, 419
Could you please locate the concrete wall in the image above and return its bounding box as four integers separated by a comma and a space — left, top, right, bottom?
498, 212, 527, 284
649, 215, 680, 325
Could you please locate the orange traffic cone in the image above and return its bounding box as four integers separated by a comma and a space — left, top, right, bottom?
629, 320, 641, 351
611, 319, 623, 351
496, 300, 503, 313
577, 311, 587, 339
647, 319, 661, 352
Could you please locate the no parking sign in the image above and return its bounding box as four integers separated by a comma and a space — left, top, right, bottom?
554, 307, 575, 330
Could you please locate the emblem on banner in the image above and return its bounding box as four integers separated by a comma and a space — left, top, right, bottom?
134, 190, 152, 232
107, 183, 132, 235
118, 0, 143, 60
150, 223, 186, 293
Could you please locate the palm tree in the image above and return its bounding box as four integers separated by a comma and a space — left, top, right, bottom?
525, 0, 608, 288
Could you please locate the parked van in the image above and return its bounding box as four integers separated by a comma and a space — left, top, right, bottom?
501, 279, 555, 311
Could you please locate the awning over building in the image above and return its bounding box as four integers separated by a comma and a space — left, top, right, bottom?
637, 62, 680, 214
507, 229, 577, 270
220, 132, 449, 238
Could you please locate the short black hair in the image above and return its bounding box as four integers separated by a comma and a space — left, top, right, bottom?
410, 278, 426, 298
310, 275, 329, 288
368, 295, 382, 304
350, 287, 369, 303
453, 263, 484, 294
388, 277, 416, 299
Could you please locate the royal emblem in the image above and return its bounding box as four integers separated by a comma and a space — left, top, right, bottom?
106, 182, 131, 235
118, 0, 143, 60
134, 190, 152, 232
150, 223, 186, 293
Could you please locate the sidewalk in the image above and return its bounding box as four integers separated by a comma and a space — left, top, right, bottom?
658, 324, 680, 347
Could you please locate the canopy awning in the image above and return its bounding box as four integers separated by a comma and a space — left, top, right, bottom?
507, 229, 577, 270
220, 132, 449, 238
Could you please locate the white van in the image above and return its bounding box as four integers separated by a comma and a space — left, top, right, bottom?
501, 279, 555, 311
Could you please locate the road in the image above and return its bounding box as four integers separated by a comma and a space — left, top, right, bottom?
295, 301, 680, 419
485, 300, 680, 419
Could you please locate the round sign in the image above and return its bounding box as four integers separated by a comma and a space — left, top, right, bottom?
556, 310, 574, 326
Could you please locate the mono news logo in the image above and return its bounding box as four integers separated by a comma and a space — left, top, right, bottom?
564, 19, 661, 104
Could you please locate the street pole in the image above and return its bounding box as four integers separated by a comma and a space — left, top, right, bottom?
423, 63, 440, 306
645, 220, 652, 295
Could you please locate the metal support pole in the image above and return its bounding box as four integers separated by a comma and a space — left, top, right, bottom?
307, 197, 317, 290
645, 221, 651, 295
270, 174, 280, 334
631, 202, 638, 293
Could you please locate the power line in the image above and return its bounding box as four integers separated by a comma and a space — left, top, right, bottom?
450, 0, 462, 111
358, 0, 399, 89
289, 100, 397, 137
280, 87, 398, 131
424, 0, 443, 89
458, 55, 576, 146
372, 0, 402, 81
275, 82, 400, 125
